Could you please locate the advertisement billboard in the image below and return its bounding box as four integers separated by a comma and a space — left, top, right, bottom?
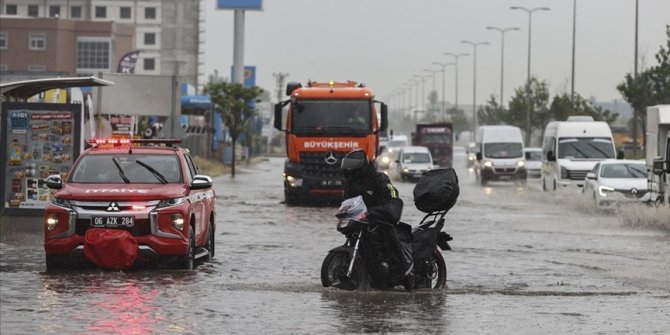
0, 103, 81, 215
217, 0, 262, 10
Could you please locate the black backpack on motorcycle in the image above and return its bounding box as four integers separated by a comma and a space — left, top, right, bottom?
413, 168, 459, 214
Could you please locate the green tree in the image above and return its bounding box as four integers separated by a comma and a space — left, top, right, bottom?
507, 77, 550, 144
617, 25, 670, 147
448, 107, 471, 138
548, 93, 619, 124
204, 81, 263, 178
478, 95, 504, 125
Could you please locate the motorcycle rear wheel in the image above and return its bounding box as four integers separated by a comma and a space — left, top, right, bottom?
321, 252, 362, 290
416, 249, 447, 289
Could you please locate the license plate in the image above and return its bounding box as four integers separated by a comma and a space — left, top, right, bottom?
321, 180, 342, 186
91, 216, 134, 227
413, 173, 422, 178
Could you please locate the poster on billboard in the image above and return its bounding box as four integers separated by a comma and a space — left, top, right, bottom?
0, 103, 81, 215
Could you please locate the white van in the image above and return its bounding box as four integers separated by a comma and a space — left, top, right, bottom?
541, 120, 620, 191
474, 125, 527, 185
395, 146, 434, 182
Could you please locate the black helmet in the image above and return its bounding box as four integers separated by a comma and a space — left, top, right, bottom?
341, 149, 369, 173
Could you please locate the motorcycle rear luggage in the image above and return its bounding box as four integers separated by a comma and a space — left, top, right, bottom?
413, 168, 459, 213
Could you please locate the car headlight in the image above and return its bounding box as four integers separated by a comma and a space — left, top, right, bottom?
171, 213, 185, 231
598, 186, 615, 197
517, 160, 525, 167
381, 156, 390, 164
403, 168, 409, 173
483, 161, 493, 168
286, 175, 303, 187
468, 155, 475, 161
52, 197, 72, 209
46, 213, 59, 231
157, 197, 186, 208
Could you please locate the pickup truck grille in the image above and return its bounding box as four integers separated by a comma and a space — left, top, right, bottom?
299, 152, 346, 178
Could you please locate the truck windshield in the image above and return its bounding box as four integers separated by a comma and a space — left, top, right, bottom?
70, 154, 182, 183
420, 133, 451, 144
558, 137, 614, 159
484, 143, 523, 158
291, 100, 371, 136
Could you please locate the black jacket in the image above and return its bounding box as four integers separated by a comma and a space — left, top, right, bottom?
343, 170, 403, 225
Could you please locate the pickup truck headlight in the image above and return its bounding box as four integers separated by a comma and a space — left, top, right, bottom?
46, 213, 59, 231
157, 197, 185, 209
171, 213, 185, 231
598, 186, 615, 197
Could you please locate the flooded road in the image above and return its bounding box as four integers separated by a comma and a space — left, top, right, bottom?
1, 152, 669, 334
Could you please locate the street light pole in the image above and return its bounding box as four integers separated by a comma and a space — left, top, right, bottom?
414, 74, 427, 111
444, 52, 469, 112
486, 26, 519, 108
460, 41, 488, 138
432, 62, 455, 118
511, 5, 550, 146
424, 68, 440, 115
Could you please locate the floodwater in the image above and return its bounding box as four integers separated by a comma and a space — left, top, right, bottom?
1, 152, 669, 334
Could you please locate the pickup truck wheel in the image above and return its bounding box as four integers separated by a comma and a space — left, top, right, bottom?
205, 222, 214, 261
177, 226, 195, 270
46, 255, 63, 271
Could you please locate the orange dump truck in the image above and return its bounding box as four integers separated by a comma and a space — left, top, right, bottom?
273, 81, 388, 205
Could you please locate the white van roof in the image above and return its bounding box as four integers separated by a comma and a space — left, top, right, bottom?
547, 121, 613, 138
477, 125, 523, 143
400, 145, 430, 154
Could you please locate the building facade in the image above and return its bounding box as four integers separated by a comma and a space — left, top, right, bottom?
0, 0, 203, 90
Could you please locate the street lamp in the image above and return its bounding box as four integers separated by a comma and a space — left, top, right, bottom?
444, 52, 469, 112
432, 61, 455, 117
511, 5, 550, 145
460, 41, 488, 137
486, 26, 519, 108
424, 68, 440, 113
414, 74, 427, 111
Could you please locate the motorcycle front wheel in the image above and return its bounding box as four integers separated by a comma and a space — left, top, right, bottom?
416, 249, 447, 289
321, 252, 363, 290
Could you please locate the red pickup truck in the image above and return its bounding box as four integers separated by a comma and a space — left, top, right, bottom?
43, 138, 216, 270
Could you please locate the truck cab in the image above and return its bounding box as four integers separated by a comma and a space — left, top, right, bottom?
274, 81, 387, 205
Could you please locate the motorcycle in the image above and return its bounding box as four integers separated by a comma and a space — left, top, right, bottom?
321, 168, 459, 290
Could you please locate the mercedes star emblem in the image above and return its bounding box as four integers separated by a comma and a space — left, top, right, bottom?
324, 151, 338, 165
107, 202, 120, 212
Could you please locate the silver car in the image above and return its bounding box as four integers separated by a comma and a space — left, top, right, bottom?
582, 159, 650, 207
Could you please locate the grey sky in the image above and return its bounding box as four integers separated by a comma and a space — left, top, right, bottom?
205, 0, 669, 107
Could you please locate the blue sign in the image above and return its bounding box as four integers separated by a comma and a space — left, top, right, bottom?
217, 0, 262, 10
181, 95, 212, 109
230, 66, 256, 88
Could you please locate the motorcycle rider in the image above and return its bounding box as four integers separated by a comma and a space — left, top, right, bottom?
340, 149, 415, 290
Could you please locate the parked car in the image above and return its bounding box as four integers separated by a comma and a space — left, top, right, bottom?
44, 138, 216, 270
524, 147, 543, 178
582, 159, 650, 207
395, 146, 434, 182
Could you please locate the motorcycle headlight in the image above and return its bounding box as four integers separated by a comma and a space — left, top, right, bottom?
157, 197, 185, 208
52, 197, 72, 209
598, 186, 615, 197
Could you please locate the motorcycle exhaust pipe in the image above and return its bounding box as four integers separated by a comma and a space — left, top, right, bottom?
346, 231, 362, 277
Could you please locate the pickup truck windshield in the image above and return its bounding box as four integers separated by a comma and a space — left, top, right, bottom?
70, 154, 182, 183
484, 143, 523, 158
292, 100, 371, 136
558, 137, 614, 159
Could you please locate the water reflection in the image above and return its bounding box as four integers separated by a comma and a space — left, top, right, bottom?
39, 270, 197, 334
321, 290, 449, 334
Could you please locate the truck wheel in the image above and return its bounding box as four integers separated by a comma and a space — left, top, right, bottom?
177, 226, 195, 270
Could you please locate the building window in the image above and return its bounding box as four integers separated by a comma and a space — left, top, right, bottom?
71, 6, 82, 18
28, 5, 39, 17
29, 33, 46, 50
144, 58, 155, 71
77, 38, 111, 71
5, 4, 17, 15
49, 5, 60, 17
0, 32, 7, 50
144, 33, 156, 45
95, 6, 106, 18
145, 7, 156, 19
28, 64, 46, 72
120, 7, 131, 19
